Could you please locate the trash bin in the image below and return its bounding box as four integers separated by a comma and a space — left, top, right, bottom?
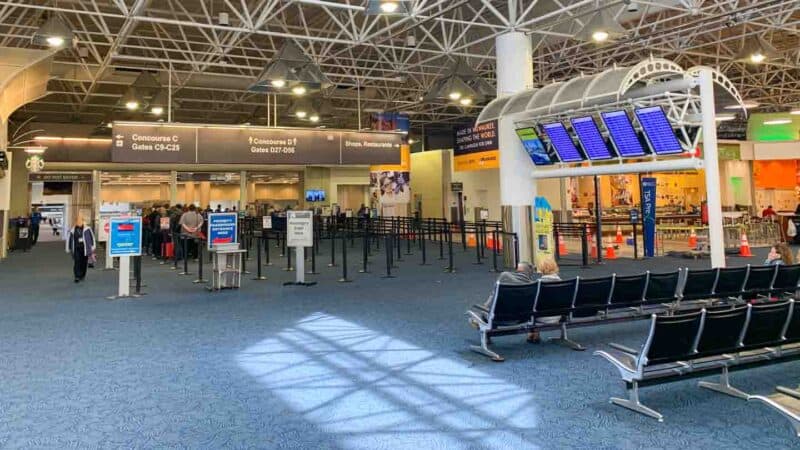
11, 217, 31, 252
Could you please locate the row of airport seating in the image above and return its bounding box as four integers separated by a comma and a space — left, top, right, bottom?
595, 300, 800, 424
467, 263, 800, 362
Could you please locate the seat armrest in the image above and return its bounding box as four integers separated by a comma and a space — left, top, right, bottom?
776, 386, 800, 400
609, 342, 639, 356
472, 304, 489, 313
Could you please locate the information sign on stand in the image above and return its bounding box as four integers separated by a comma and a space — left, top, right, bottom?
284, 211, 315, 286
262, 215, 272, 230
159, 217, 170, 230
108, 217, 142, 299
207, 213, 238, 250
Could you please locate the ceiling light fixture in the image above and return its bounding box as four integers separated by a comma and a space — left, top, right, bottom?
424, 57, 493, 105
576, 8, 626, 43
32, 15, 73, 48
764, 118, 791, 125
149, 89, 169, 115
459, 97, 473, 106
249, 41, 333, 95
365, 0, 410, 16
724, 101, 759, 110
120, 87, 142, 111
790, 109, 800, 115
292, 86, 307, 96
735, 35, 780, 64
715, 114, 736, 122
309, 114, 320, 123
295, 110, 307, 119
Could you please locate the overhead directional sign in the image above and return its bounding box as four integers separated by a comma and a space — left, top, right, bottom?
111, 123, 402, 165
111, 124, 197, 163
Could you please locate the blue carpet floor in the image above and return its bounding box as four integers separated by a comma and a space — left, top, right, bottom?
0, 240, 798, 449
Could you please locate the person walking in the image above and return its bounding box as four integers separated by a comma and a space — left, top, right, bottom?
66, 215, 96, 283
29, 206, 42, 245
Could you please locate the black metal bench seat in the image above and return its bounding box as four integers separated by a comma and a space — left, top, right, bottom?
594, 300, 800, 423
467, 264, 800, 362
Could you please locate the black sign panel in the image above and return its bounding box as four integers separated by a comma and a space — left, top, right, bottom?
453, 120, 498, 156
111, 124, 197, 163
28, 173, 93, 182
111, 123, 402, 165
196, 128, 341, 165
340, 132, 402, 165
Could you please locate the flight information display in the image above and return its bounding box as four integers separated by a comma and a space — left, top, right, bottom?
541, 122, 584, 163
601, 110, 647, 157
635, 106, 684, 155
515, 127, 553, 166
570, 116, 614, 160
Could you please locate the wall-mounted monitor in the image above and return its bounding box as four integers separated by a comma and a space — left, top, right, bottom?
540, 122, 584, 163
570, 116, 615, 160
601, 110, 647, 157
515, 127, 553, 166
305, 189, 326, 202
634, 106, 684, 155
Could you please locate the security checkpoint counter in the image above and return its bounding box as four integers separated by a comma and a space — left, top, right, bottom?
208, 243, 246, 290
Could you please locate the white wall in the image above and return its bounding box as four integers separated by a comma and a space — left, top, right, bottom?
329, 167, 369, 206
719, 160, 753, 207
450, 168, 500, 221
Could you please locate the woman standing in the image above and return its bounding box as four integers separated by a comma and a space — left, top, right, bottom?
66, 215, 96, 283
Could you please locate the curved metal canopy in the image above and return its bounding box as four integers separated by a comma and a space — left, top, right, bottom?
476, 57, 744, 124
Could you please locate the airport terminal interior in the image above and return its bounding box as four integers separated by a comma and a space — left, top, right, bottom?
1, 1, 800, 448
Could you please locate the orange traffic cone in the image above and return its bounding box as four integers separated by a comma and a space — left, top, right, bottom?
590, 234, 598, 259
605, 238, 617, 260
558, 234, 568, 255
688, 228, 697, 248
739, 232, 753, 257
615, 225, 624, 244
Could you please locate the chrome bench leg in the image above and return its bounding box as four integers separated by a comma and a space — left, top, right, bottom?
470, 331, 504, 362
548, 323, 586, 351
610, 381, 664, 422
698, 366, 748, 399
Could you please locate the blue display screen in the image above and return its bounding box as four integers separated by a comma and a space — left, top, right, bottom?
635, 106, 684, 155
601, 110, 646, 157
541, 122, 584, 163
515, 128, 552, 166
570, 116, 614, 160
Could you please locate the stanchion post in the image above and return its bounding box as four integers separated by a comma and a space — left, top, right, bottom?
633, 223, 639, 260
193, 239, 206, 284
382, 234, 394, 278
444, 228, 455, 273
338, 233, 351, 282
581, 226, 589, 267
554, 227, 561, 261
359, 230, 369, 273
253, 236, 266, 280
284, 240, 294, 271
513, 234, 520, 267
179, 236, 190, 275
264, 233, 271, 266
420, 223, 428, 265
490, 229, 499, 272
438, 222, 445, 260
328, 229, 336, 267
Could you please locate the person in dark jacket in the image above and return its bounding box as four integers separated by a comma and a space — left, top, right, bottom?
66, 215, 96, 282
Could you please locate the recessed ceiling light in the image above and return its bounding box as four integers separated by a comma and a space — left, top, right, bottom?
380, 1, 399, 13
724, 101, 759, 110
292, 86, 306, 96
591, 30, 609, 43
764, 118, 791, 125
125, 100, 139, 111
295, 110, 307, 119
750, 52, 766, 64
459, 97, 473, 106
151, 106, 164, 115
46, 36, 64, 47
271, 79, 286, 88
309, 114, 320, 123
448, 91, 462, 100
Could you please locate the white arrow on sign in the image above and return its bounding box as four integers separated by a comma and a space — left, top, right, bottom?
115, 135, 124, 139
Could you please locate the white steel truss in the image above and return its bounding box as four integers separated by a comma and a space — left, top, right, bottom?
0, 0, 797, 134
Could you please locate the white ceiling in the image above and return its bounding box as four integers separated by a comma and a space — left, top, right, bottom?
2, 0, 798, 134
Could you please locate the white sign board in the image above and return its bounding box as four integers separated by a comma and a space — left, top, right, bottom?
262, 215, 272, 229
287, 210, 313, 248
